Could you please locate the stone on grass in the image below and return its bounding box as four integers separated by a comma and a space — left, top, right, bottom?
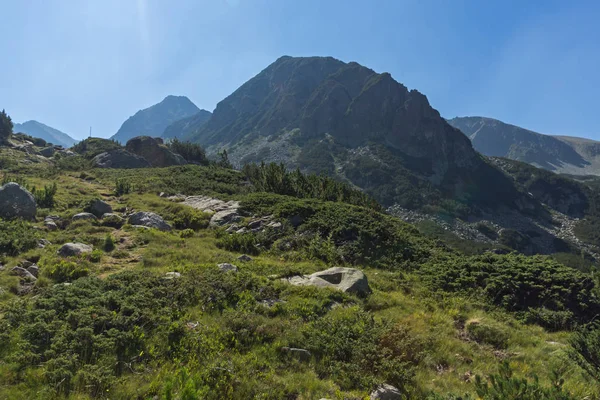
57, 242, 93, 257
128, 212, 172, 231
284, 267, 371, 297
11, 267, 37, 281
0, 182, 37, 220
101, 213, 125, 228
217, 263, 238, 273
26, 265, 39, 278
72, 212, 97, 221
88, 199, 112, 217
237, 254, 253, 262
164, 272, 181, 279
210, 209, 242, 227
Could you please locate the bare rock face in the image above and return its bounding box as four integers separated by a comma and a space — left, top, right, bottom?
92, 149, 151, 169
125, 136, 186, 167
57, 242, 93, 257
284, 267, 371, 296
128, 212, 172, 231
0, 182, 37, 220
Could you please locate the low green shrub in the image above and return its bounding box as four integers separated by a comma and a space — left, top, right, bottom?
0, 219, 39, 256
44, 260, 90, 282
114, 178, 132, 196
465, 319, 509, 348
180, 229, 194, 238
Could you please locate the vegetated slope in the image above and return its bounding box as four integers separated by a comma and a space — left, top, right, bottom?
0, 152, 599, 398
13, 120, 77, 148
186, 56, 532, 215
162, 109, 212, 139
449, 116, 600, 175
111, 95, 200, 144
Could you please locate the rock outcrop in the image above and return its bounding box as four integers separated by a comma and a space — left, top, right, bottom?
128, 212, 172, 231
0, 182, 37, 220
284, 267, 371, 296
92, 149, 151, 169
125, 136, 186, 167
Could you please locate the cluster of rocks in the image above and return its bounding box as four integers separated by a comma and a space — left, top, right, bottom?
92, 136, 186, 169
10, 260, 41, 295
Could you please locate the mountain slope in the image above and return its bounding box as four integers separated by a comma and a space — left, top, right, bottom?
13, 120, 77, 147
187, 56, 531, 214
448, 116, 600, 175
111, 95, 200, 144
162, 109, 212, 139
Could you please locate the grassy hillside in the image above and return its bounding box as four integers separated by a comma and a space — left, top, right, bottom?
0, 147, 599, 399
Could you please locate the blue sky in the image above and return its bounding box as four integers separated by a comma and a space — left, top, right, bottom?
1, 0, 599, 140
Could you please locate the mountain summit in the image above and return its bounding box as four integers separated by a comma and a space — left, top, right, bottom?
111, 95, 200, 144
187, 56, 524, 212
13, 120, 77, 148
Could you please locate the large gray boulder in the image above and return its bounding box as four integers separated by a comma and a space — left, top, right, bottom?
0, 182, 37, 220
125, 136, 186, 167
57, 242, 93, 257
370, 384, 402, 400
88, 199, 112, 217
284, 267, 371, 296
92, 149, 151, 169
128, 212, 172, 231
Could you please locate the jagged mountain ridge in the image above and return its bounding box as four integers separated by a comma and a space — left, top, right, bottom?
13, 120, 77, 148
162, 109, 212, 139
111, 95, 200, 144
186, 56, 529, 212
448, 116, 600, 175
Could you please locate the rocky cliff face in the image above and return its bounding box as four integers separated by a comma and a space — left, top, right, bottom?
111, 96, 200, 144
188, 56, 528, 212
162, 109, 212, 139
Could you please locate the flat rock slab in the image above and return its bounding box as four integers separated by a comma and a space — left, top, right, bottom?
284, 267, 371, 296
178, 195, 240, 213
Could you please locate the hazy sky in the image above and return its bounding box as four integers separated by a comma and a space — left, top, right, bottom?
1, 0, 599, 140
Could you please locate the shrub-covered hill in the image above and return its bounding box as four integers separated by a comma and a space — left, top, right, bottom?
0, 158, 600, 398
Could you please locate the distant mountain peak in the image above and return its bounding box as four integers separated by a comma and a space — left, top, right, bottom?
184, 55, 527, 213
13, 120, 77, 148
449, 116, 600, 175
110, 95, 200, 144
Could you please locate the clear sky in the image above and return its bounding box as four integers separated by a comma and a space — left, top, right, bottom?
1, 0, 599, 140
